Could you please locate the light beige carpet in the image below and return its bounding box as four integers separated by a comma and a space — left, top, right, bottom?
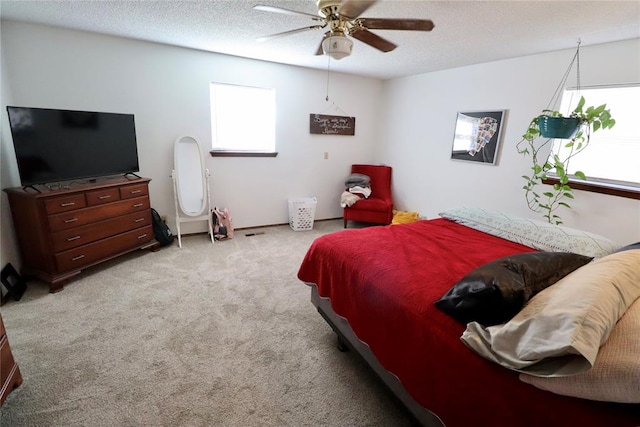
0, 220, 416, 426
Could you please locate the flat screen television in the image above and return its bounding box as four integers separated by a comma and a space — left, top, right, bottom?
6, 106, 140, 187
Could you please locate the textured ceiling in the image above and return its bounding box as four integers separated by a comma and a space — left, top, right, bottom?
1, 0, 639, 80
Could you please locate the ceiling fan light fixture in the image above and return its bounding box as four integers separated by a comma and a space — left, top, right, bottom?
322, 34, 353, 60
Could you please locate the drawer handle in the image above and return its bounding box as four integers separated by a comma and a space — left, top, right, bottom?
137, 233, 148, 239
60, 202, 75, 207
134, 218, 145, 223
99, 195, 112, 200
130, 189, 142, 194
71, 254, 85, 261
66, 235, 81, 242
133, 203, 144, 208
64, 218, 78, 223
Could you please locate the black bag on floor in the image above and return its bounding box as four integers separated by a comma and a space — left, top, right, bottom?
151, 208, 173, 246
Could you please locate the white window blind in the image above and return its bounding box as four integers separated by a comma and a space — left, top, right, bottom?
210, 83, 276, 153
550, 85, 640, 186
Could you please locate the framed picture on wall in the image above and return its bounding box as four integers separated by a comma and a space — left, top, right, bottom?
450, 110, 506, 165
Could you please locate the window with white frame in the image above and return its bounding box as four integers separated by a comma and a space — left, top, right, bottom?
210, 83, 276, 154
549, 85, 640, 187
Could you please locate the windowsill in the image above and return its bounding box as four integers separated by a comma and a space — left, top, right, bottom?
541, 177, 640, 200
209, 151, 278, 158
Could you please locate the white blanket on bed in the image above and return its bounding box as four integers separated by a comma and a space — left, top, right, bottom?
439, 206, 620, 257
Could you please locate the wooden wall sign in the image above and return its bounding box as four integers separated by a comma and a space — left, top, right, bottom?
309, 114, 356, 135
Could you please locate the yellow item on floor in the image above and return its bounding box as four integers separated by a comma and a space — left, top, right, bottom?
392, 210, 420, 225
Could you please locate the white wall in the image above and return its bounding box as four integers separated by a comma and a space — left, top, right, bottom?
377, 39, 640, 244
2, 21, 638, 274
0, 45, 21, 272
0, 21, 381, 243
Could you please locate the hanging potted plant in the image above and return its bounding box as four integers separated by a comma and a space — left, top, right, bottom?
535, 96, 614, 139
537, 114, 581, 139
517, 96, 615, 225
515, 40, 617, 225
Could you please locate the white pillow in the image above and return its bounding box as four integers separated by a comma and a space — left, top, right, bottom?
461, 249, 640, 377
439, 207, 620, 258
519, 297, 640, 403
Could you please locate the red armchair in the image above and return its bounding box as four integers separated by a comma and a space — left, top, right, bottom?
343, 164, 393, 228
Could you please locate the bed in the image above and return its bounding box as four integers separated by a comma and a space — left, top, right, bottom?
297, 208, 640, 427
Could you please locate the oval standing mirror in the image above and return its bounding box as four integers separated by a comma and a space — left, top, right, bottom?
174, 136, 206, 216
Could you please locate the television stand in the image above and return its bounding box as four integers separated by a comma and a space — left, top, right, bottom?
21, 184, 42, 193
4, 176, 156, 292
124, 172, 141, 179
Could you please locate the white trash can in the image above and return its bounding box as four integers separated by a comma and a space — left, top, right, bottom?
288, 197, 317, 231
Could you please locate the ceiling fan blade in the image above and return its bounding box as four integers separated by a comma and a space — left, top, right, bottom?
358, 18, 435, 31
257, 25, 325, 42
253, 5, 321, 20
338, 0, 377, 19
349, 28, 396, 52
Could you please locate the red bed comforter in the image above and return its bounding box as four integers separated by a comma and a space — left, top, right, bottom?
297, 218, 639, 427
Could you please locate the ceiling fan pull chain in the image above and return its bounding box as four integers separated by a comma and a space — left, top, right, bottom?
326, 54, 332, 101
323, 55, 350, 116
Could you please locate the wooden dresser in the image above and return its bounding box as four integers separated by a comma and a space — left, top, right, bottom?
0, 312, 22, 406
4, 176, 156, 292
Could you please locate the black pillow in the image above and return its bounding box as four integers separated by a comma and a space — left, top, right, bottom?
434, 252, 593, 326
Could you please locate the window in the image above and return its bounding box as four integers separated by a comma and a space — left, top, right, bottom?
210, 83, 276, 157
546, 85, 640, 197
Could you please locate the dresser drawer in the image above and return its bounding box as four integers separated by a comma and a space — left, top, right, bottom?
55, 225, 153, 272
48, 196, 151, 232
51, 211, 152, 252
120, 184, 149, 199
0, 335, 16, 389
44, 194, 87, 215
86, 188, 120, 206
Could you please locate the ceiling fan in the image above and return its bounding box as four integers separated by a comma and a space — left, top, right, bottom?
254, 0, 434, 60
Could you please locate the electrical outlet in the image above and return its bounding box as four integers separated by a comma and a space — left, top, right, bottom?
324, 152, 329, 160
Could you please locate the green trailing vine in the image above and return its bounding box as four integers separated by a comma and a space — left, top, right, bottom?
516, 96, 615, 225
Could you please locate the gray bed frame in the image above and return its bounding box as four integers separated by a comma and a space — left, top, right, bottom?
310, 286, 445, 427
